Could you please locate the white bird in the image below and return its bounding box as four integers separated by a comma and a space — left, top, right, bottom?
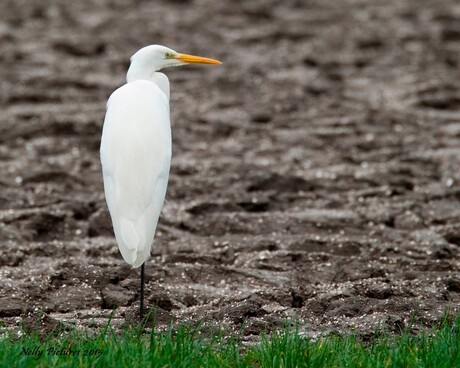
100, 45, 221, 319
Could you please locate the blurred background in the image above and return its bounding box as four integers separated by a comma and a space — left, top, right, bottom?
1, 0, 460, 335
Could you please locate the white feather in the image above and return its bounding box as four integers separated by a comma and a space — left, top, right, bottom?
100, 45, 220, 272
100, 78, 171, 268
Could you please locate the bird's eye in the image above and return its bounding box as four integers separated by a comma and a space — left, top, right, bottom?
165, 52, 173, 59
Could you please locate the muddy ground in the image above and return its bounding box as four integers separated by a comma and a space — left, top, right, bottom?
1, 0, 460, 339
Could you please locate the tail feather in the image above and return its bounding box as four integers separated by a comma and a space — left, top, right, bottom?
118, 217, 151, 268
120, 218, 139, 251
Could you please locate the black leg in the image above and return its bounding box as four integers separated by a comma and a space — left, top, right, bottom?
140, 263, 145, 322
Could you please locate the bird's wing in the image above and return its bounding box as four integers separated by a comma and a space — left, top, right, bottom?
100, 81, 171, 267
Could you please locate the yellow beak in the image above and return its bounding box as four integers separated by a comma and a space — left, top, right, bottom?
175, 53, 222, 65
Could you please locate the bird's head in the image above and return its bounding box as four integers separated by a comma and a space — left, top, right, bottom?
127, 45, 221, 82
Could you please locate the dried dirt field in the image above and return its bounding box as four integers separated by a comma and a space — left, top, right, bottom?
2, 0, 460, 339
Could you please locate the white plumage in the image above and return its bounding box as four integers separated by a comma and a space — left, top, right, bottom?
100, 45, 220, 269
101, 80, 171, 267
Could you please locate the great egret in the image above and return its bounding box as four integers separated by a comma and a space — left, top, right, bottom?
100, 45, 221, 320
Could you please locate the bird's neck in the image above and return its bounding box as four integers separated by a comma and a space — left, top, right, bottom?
126, 64, 170, 101
126, 62, 157, 83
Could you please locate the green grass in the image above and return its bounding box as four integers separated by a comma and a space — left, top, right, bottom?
1, 317, 460, 368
